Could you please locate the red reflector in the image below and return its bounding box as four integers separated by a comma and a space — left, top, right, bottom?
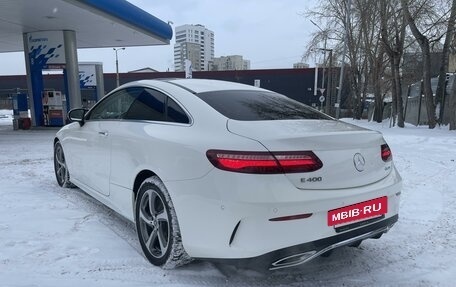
381, 144, 392, 162
206, 150, 323, 174
269, 213, 313, 222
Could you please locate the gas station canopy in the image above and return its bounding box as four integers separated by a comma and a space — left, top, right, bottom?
0, 0, 173, 127
0, 0, 173, 53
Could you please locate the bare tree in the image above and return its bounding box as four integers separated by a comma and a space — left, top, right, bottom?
303, 1, 346, 117
435, 0, 456, 126
357, 0, 387, 123
305, 0, 456, 129
304, 0, 383, 119
371, 44, 387, 123
401, 0, 450, 129
450, 79, 456, 130
380, 0, 406, 127
346, 0, 367, 120
353, 0, 384, 120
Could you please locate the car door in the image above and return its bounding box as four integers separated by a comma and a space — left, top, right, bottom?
109, 87, 191, 189
109, 87, 167, 189
76, 88, 137, 196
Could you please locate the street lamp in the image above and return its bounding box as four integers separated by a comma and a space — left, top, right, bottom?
310, 20, 329, 113
113, 47, 125, 87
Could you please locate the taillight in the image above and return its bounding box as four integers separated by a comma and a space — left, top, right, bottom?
381, 144, 392, 162
273, 152, 323, 173
206, 150, 323, 174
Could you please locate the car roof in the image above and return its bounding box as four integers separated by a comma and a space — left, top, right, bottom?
140, 78, 267, 94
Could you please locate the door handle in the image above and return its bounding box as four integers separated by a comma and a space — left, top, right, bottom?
98, 131, 109, 136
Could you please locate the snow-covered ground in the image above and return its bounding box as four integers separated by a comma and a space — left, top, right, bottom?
0, 118, 455, 287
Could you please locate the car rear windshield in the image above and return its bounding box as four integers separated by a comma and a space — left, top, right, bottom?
195, 90, 332, 121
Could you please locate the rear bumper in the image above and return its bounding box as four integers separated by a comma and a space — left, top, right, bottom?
166, 166, 401, 259
201, 214, 398, 270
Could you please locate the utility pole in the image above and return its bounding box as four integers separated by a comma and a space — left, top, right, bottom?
113, 47, 125, 87
310, 20, 329, 113
327, 49, 333, 114
318, 48, 333, 115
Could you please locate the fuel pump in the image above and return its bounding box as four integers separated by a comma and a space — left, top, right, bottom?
42, 90, 65, 126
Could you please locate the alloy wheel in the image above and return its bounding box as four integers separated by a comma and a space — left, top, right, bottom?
138, 189, 170, 259
54, 143, 67, 186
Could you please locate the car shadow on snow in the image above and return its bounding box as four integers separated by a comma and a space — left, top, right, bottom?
205, 245, 388, 286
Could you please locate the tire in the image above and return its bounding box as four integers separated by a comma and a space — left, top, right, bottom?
54, 141, 75, 188
135, 176, 192, 269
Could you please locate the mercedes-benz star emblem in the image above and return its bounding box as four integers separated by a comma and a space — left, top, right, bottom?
353, 153, 366, 172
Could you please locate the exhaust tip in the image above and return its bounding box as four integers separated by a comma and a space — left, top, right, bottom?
269, 225, 393, 270
270, 251, 317, 270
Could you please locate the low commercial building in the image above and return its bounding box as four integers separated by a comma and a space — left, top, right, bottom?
293, 62, 309, 69
210, 55, 250, 71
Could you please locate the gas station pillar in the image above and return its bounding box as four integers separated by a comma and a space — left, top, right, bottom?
63, 30, 82, 110
23, 30, 81, 126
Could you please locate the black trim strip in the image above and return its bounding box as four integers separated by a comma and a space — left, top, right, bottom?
229, 221, 241, 246
335, 215, 385, 233
197, 214, 398, 270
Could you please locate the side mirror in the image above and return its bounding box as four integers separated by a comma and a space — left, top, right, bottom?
68, 108, 87, 126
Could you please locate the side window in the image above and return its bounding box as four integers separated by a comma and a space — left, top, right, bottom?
88, 88, 138, 120
124, 88, 190, 124
124, 89, 166, 121
167, 98, 190, 124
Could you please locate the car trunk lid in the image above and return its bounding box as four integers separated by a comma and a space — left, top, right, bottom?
227, 119, 392, 190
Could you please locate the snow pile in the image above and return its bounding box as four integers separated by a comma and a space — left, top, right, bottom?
0, 120, 455, 286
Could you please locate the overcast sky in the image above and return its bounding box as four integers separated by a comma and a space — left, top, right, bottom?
0, 0, 318, 75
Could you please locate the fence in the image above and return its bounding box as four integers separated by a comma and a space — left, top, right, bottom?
0, 94, 12, 110
404, 74, 455, 126
0, 89, 29, 110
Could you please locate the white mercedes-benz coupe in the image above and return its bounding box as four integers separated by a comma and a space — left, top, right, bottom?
54, 79, 401, 270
